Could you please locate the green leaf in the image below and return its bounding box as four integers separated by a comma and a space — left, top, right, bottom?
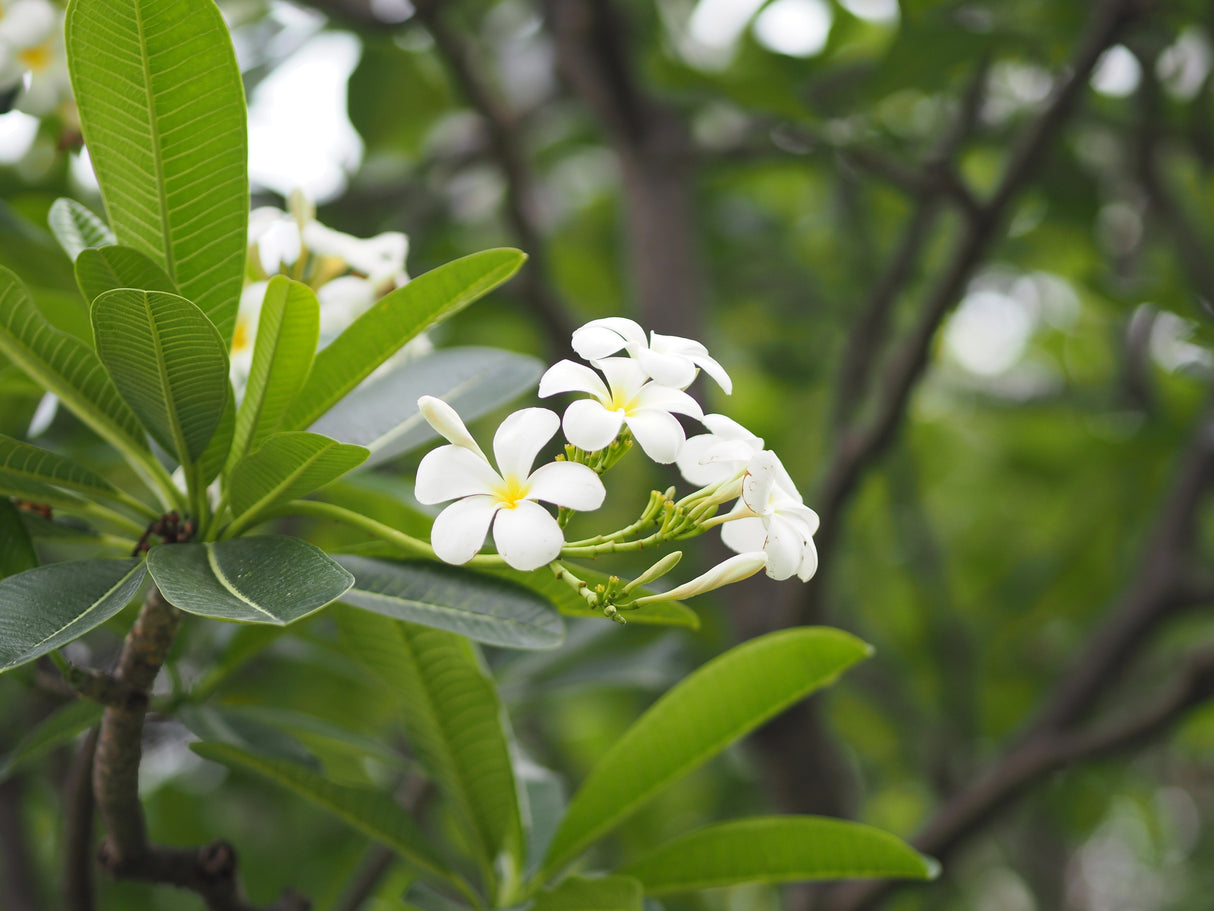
336, 556, 564, 650
0, 699, 102, 784
0, 433, 120, 502
0, 499, 38, 579
146, 536, 353, 624
308, 346, 542, 467
0, 559, 147, 672
0, 473, 90, 514
227, 432, 368, 531
541, 628, 871, 875
196, 389, 235, 487
66, 0, 248, 341
91, 289, 229, 464
75, 244, 178, 304
228, 277, 319, 472
618, 817, 939, 893
0, 267, 152, 469
533, 875, 643, 911
47, 197, 115, 261
177, 704, 317, 768
335, 607, 525, 877
190, 741, 458, 889
283, 249, 527, 430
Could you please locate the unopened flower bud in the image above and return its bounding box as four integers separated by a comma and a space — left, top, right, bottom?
622, 551, 683, 594
634, 552, 767, 604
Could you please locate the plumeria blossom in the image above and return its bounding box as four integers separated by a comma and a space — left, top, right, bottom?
0, 0, 69, 116
414, 396, 606, 571
539, 356, 703, 464
718, 450, 819, 582
677, 413, 765, 487
571, 316, 733, 394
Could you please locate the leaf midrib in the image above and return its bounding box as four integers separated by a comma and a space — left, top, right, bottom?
133, 0, 175, 284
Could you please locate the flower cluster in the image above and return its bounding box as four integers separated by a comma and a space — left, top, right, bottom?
0, 0, 71, 118
231, 190, 415, 388
414, 317, 820, 619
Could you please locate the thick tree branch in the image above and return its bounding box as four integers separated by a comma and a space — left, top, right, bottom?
413, 0, 575, 358
91, 586, 309, 911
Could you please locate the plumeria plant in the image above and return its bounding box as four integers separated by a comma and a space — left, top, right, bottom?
0, 0, 937, 907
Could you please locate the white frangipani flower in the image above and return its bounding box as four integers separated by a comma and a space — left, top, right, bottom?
414, 396, 606, 571
676, 413, 764, 487
538, 357, 704, 464
719, 450, 819, 581
634, 551, 768, 604
571, 316, 733, 393
0, 0, 69, 116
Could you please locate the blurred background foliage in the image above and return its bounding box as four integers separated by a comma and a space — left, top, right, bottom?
2, 0, 1213, 909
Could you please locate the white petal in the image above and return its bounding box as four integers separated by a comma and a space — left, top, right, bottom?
741, 450, 786, 515
538, 359, 610, 401
317, 276, 376, 334
256, 218, 303, 274
0, 0, 56, 48
702, 413, 761, 442
721, 515, 767, 554
571, 317, 646, 360
624, 409, 686, 464
634, 383, 704, 420
417, 396, 486, 458
634, 347, 698, 389
415, 445, 501, 504
430, 496, 499, 565
797, 536, 819, 581
689, 351, 733, 394
248, 207, 286, 244
492, 408, 559, 481
526, 461, 605, 511
762, 520, 804, 581
596, 357, 648, 400
562, 399, 625, 452
676, 433, 734, 487
635, 551, 767, 602
492, 501, 564, 570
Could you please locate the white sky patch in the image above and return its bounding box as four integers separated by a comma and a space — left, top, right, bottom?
753, 0, 832, 58
943, 288, 1037, 376
0, 111, 38, 163
1091, 45, 1141, 98
247, 30, 363, 202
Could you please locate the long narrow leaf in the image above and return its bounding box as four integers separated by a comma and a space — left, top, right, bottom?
0, 559, 147, 672
541, 628, 871, 875
75, 244, 178, 304
228, 277, 319, 472
335, 607, 525, 878
283, 249, 526, 430
0, 499, 38, 579
532, 875, 643, 911
0, 698, 102, 783
92, 289, 229, 465
336, 556, 564, 650
618, 816, 939, 893
190, 741, 460, 890
66, 0, 248, 340
147, 536, 352, 624
0, 433, 120, 501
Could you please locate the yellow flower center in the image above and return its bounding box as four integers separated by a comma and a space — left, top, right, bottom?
608, 388, 637, 414
493, 475, 530, 509
231, 317, 252, 354
19, 43, 50, 73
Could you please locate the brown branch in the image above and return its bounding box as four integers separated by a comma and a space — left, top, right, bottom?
92, 586, 310, 911
413, 0, 575, 358
64, 728, 98, 911
808, 0, 1146, 608
825, 645, 1214, 911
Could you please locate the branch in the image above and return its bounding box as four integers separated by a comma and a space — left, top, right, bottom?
808, 0, 1146, 603
825, 645, 1214, 911
413, 0, 575, 358
64, 728, 98, 911
91, 586, 310, 911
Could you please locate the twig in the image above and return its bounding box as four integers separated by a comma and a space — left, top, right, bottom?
413, 0, 575, 358
91, 586, 310, 911
64, 728, 99, 911
333, 845, 397, 911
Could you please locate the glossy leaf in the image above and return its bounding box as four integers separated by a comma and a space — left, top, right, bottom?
0, 699, 102, 784
0, 433, 120, 502
0, 559, 147, 672
66, 0, 248, 341
0, 499, 37, 579
191, 741, 456, 887
0, 267, 150, 467
47, 198, 115, 261
335, 607, 525, 875
309, 346, 542, 467
147, 536, 353, 624
75, 244, 178, 304
533, 875, 643, 911
227, 432, 368, 530
336, 555, 564, 650
618, 816, 939, 893
228, 277, 319, 472
542, 628, 871, 875
91, 289, 229, 464
196, 390, 235, 487
283, 249, 527, 430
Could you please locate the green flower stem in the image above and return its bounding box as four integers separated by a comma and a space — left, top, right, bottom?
563, 488, 669, 548
277, 499, 444, 560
